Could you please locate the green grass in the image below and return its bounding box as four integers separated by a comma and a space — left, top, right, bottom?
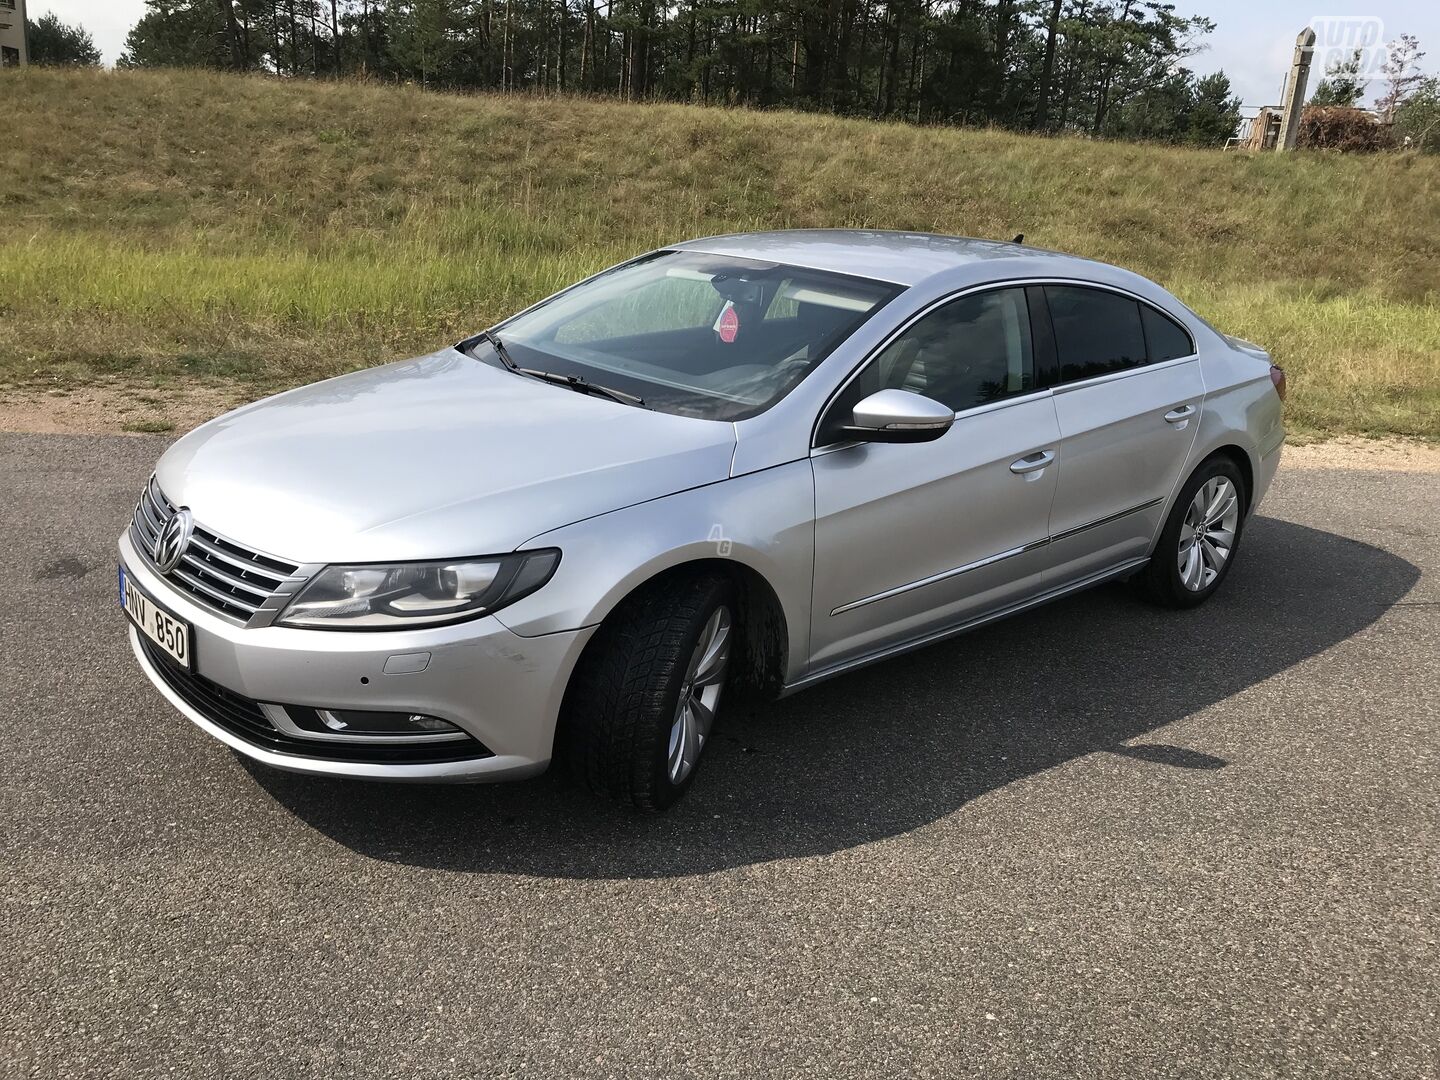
2, 66, 1437, 437
120, 417, 177, 434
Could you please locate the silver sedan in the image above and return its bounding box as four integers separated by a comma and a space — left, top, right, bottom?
119, 231, 1286, 810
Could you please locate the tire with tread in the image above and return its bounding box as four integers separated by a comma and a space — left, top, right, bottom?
560, 572, 733, 811
1138, 454, 1247, 609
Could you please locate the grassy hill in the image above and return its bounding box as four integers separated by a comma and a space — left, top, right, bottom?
2, 66, 1437, 437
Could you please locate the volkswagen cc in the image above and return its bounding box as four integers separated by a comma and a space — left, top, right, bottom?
119, 231, 1286, 810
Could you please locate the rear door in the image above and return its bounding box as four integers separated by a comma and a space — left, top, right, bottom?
1039, 285, 1204, 580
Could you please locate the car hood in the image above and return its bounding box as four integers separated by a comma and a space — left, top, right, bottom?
155, 350, 736, 563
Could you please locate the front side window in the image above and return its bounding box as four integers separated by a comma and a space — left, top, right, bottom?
1045, 285, 1147, 381
818, 287, 1035, 444
476, 251, 899, 421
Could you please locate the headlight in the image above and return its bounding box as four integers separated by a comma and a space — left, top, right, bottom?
276, 550, 560, 629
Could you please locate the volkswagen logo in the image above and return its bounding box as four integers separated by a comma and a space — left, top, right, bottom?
153, 508, 194, 575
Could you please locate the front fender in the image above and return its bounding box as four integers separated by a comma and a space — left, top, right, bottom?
493, 460, 816, 685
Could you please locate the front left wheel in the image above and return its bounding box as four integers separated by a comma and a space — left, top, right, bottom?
560, 573, 734, 811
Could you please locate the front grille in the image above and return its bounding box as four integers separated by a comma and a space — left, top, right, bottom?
137, 635, 492, 765
129, 477, 307, 625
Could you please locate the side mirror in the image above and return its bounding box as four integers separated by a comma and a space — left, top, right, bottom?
842, 389, 954, 444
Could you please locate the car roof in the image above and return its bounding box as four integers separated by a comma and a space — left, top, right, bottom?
671, 229, 1104, 288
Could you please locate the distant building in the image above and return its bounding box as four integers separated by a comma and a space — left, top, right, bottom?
0, 0, 27, 68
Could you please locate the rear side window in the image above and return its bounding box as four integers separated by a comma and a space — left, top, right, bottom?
1141, 305, 1196, 361
1045, 285, 1147, 381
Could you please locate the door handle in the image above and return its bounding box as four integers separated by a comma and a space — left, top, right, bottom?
1164, 404, 1197, 424
1010, 450, 1055, 475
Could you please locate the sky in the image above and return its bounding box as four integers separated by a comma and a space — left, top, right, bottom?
27, 0, 1440, 111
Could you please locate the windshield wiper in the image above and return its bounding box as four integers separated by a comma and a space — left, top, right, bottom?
475, 330, 646, 408
517, 368, 647, 408
475, 329, 522, 374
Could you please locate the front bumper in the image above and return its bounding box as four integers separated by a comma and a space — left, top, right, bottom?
119, 530, 594, 782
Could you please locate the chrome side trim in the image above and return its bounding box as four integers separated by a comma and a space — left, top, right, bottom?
830, 496, 1161, 616
791, 557, 1151, 695
830, 540, 1048, 616
1049, 354, 1198, 395
1050, 497, 1165, 543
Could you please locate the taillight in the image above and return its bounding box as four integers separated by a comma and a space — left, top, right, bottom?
1270, 364, 1287, 401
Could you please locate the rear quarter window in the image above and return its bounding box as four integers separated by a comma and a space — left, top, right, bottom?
1141, 305, 1196, 361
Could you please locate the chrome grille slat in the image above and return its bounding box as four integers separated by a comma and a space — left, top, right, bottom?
171, 566, 263, 616
178, 552, 273, 602
132, 508, 157, 545
130, 511, 159, 557
138, 503, 161, 535
192, 527, 299, 577
129, 477, 306, 626
184, 531, 294, 585
149, 479, 174, 513
139, 489, 164, 531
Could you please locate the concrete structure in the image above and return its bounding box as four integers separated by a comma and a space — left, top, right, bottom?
1276, 27, 1317, 152
0, 0, 27, 67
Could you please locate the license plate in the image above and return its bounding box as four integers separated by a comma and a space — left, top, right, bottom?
119, 564, 193, 670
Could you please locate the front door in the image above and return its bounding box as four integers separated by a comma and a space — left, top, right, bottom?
808, 286, 1062, 674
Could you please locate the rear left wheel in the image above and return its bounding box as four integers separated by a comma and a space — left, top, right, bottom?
1138, 456, 1246, 609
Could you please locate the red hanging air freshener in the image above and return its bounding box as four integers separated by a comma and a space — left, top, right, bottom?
715, 302, 740, 344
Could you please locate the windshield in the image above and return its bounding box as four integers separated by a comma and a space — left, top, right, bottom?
472, 251, 901, 421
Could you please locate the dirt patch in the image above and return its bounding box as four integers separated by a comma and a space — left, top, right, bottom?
0, 382, 254, 436
1284, 436, 1440, 474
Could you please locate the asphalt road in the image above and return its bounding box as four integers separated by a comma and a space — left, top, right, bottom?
1, 433, 1436, 1080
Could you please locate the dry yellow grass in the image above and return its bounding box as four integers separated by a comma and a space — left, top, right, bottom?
2, 66, 1437, 435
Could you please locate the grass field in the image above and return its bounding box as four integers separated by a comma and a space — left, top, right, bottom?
2, 66, 1438, 437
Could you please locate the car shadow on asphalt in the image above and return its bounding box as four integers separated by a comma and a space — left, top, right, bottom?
244, 516, 1418, 878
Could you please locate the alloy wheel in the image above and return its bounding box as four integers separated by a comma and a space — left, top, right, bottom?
1178, 477, 1240, 592
667, 605, 732, 784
